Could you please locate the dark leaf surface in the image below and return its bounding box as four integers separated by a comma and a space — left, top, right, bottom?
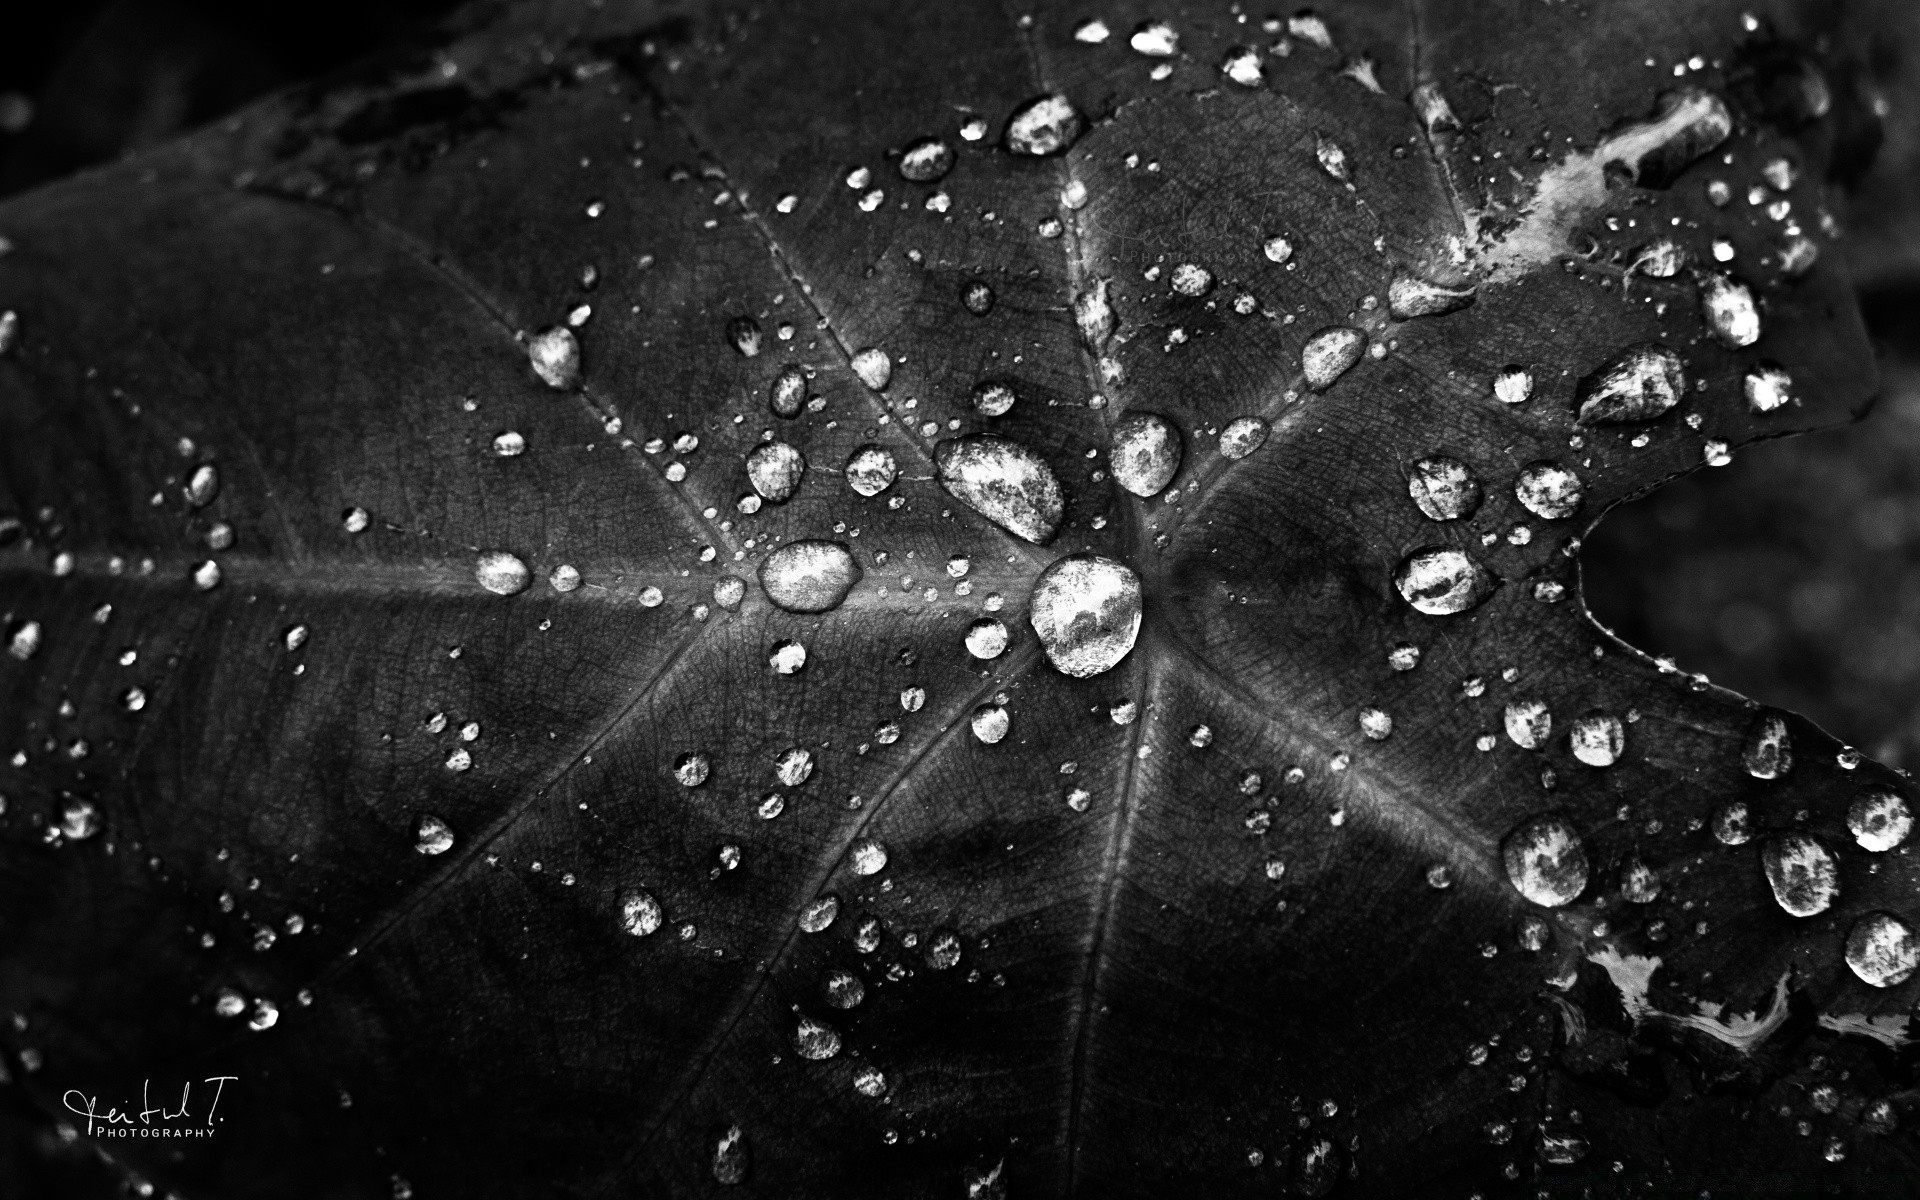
0, 1, 1911, 1196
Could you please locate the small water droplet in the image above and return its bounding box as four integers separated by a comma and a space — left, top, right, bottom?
898, 137, 955, 182
1028, 554, 1142, 678
1130, 20, 1178, 55
186, 464, 219, 508
1504, 700, 1552, 750
475, 550, 530, 596
1217, 417, 1268, 459
1567, 711, 1624, 767
1502, 814, 1589, 906
770, 365, 807, 418
415, 814, 455, 856
1109, 412, 1182, 497
527, 327, 581, 389
1074, 279, 1115, 347
962, 280, 996, 315
844, 445, 898, 497
621, 889, 663, 936
674, 753, 711, 787
492, 430, 526, 456
768, 640, 808, 674
1698, 273, 1761, 348
849, 839, 888, 876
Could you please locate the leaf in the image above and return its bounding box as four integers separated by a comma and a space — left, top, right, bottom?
0, 2, 1911, 1196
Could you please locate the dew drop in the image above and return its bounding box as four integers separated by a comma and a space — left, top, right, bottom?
492, 431, 526, 456
1493, 366, 1534, 406
1504, 700, 1552, 750
186, 464, 219, 508
1711, 801, 1752, 845
1513, 462, 1582, 520
1698, 273, 1761, 348
1576, 344, 1684, 425
1845, 912, 1919, 987
1109, 412, 1182, 497
1073, 279, 1115, 347
1394, 548, 1495, 615
850, 347, 892, 390
414, 814, 455, 856
898, 137, 955, 183
725, 316, 763, 357
621, 889, 663, 936
1130, 20, 1178, 55
1741, 710, 1792, 779
1387, 275, 1475, 319
527, 327, 581, 389
1222, 46, 1263, 86
770, 365, 807, 418
971, 704, 1010, 743
1744, 364, 1794, 414
1301, 327, 1365, 390
712, 1126, 749, 1186
972, 381, 1016, 417
768, 640, 808, 674
7, 621, 41, 660
1407, 457, 1481, 521
794, 1015, 841, 1060
1848, 787, 1912, 852
849, 839, 888, 876
475, 550, 530, 596
745, 441, 806, 503
1218, 417, 1268, 459
799, 895, 840, 933
1028, 553, 1142, 678
962, 281, 996, 315
935, 435, 1065, 544
1567, 712, 1624, 767
1004, 94, 1084, 156
1760, 833, 1839, 917
966, 617, 1010, 660
1501, 814, 1589, 907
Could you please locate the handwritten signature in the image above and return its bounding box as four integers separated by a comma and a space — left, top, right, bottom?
62, 1077, 237, 1137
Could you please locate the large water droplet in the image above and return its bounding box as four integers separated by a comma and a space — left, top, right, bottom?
1760, 832, 1839, 917
965, 617, 1010, 660
415, 814, 455, 856
527, 327, 581, 389
1005, 94, 1084, 156
1407, 457, 1481, 521
1699, 273, 1761, 348
1567, 711, 1624, 767
1502, 814, 1589, 906
1741, 710, 1792, 779
746, 441, 806, 502
971, 703, 1010, 743
1513, 462, 1582, 520
935, 435, 1065, 545
845, 445, 898, 497
1218, 417, 1268, 459
1845, 912, 1919, 987
1302, 327, 1365, 390
972, 381, 1017, 417
1394, 548, 1495, 615
1387, 276, 1475, 319
1109, 412, 1182, 497
1504, 699, 1551, 750
475, 551, 530, 596
770, 365, 807, 417
621, 889, 663, 936
1492, 366, 1534, 406
1848, 787, 1912, 852
898, 137, 955, 182
760, 541, 861, 613
1576, 344, 1684, 425
1028, 553, 1142, 678
1130, 20, 1178, 55
1744, 364, 1794, 414
851, 347, 892, 390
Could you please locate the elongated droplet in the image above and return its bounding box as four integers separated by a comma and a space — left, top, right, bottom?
1699, 273, 1761, 348
1761, 832, 1839, 917
1218, 417, 1268, 459
726, 316, 762, 357
1005, 94, 1084, 156
1109, 412, 1182, 497
712, 1126, 749, 1185
1576, 344, 1684, 424
1502, 814, 1588, 907
1568, 712, 1624, 767
1846, 912, 1919, 987
1514, 462, 1582, 520
186, 464, 219, 508
527, 327, 581, 389
1741, 711, 1792, 779
1408, 457, 1481, 520
1504, 699, 1551, 749
770, 365, 807, 417
844, 445, 898, 496
935, 435, 1065, 545
1394, 548, 1495, 615
475, 551, 530, 596
1074, 279, 1115, 347
898, 137, 955, 182
1029, 553, 1143, 678
746, 441, 806, 502
1848, 787, 1912, 852
1615, 88, 1731, 187
1388, 276, 1475, 319
1302, 327, 1365, 390
415, 814, 455, 856
760, 541, 861, 613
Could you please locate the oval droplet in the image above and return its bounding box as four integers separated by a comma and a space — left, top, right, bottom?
1394, 548, 1495, 616
1005, 94, 1084, 156
1109, 412, 1183, 498
965, 617, 1010, 660
1217, 417, 1268, 459
898, 137, 955, 182
1074, 279, 1115, 348
725, 316, 763, 357
1387, 275, 1475, 319
972, 381, 1016, 417
746, 441, 806, 503
1504, 699, 1551, 750
1699, 273, 1761, 348
1302, 326, 1365, 390
1848, 787, 1912, 852
1492, 366, 1534, 405
415, 814, 455, 856
1502, 814, 1588, 907
1407, 457, 1481, 521
759, 541, 861, 613
1567, 712, 1624, 767
1028, 553, 1143, 678
1513, 462, 1582, 521
621, 889, 663, 936
1744, 364, 1794, 414
850, 347, 892, 389
770, 365, 807, 418
1576, 344, 1684, 425
1741, 710, 1793, 779
844, 445, 898, 497
527, 326, 581, 389
475, 551, 531, 596
1761, 832, 1839, 917
1845, 912, 1919, 988
935, 435, 1066, 545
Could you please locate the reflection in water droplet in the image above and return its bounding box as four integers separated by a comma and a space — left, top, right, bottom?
1394, 548, 1495, 615
971, 704, 1010, 743
849, 839, 888, 876
935, 436, 1066, 544
756, 545, 864, 618
1502, 814, 1588, 907
1699, 273, 1761, 348
1407, 457, 1481, 521
972, 381, 1016, 416
845, 445, 899, 497
1387, 276, 1475, 319
1513, 462, 1582, 520
1576, 344, 1684, 425
475, 551, 530, 596
187, 464, 219, 508
799, 895, 840, 933
746, 442, 806, 502
1741, 711, 1792, 779
1218, 417, 1268, 459
1005, 94, 1084, 156
415, 814, 455, 856
1846, 912, 1919, 987
966, 617, 1010, 660
1761, 833, 1839, 917
621, 890, 663, 936
674, 753, 710, 787
1301, 327, 1365, 390
1567, 712, 1623, 767
1130, 20, 1178, 55
714, 576, 746, 609
1029, 554, 1142, 678
493, 431, 526, 457
1492, 366, 1533, 405
1504, 700, 1551, 750
1620, 856, 1662, 903
1848, 787, 1913, 852
527, 327, 581, 389
1222, 46, 1263, 86
962, 280, 995, 315
770, 365, 807, 418
1109, 412, 1182, 497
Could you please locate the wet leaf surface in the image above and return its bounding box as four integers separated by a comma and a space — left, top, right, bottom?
0, 1, 1913, 1196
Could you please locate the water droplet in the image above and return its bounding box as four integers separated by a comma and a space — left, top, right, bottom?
726, 316, 763, 357
1109, 412, 1182, 497
1847, 787, 1911, 852
621, 889, 663, 936
1576, 344, 1684, 425
1388, 642, 1420, 670
850, 347, 892, 390
527, 327, 581, 389
193, 560, 222, 591
1513, 462, 1582, 520
492, 431, 526, 457
1073, 17, 1110, 42
1359, 707, 1393, 740
415, 814, 455, 856
1314, 134, 1349, 183
1620, 856, 1662, 903
1567, 711, 1624, 767
1732, 365, 1793, 419
849, 839, 888, 876
962, 280, 995, 315
799, 895, 840, 932
1222, 46, 1263, 86
283, 624, 309, 651
1301, 327, 1365, 390
971, 702, 1011, 742
768, 640, 808, 674
1130, 20, 1178, 55
1028, 553, 1142, 678
794, 1014, 841, 1060
966, 617, 1010, 660
1504, 700, 1552, 750
1501, 814, 1589, 906
773, 748, 814, 788
900, 686, 926, 712
214, 987, 247, 1018
343, 506, 370, 533
746, 441, 806, 503
823, 969, 866, 1010
674, 753, 710, 787
1217, 417, 1268, 459
1711, 801, 1752, 845
7, 621, 40, 660
1699, 273, 1761, 349
1761, 833, 1838, 916
1407, 456, 1481, 521
770, 365, 807, 418
1488, 366, 1534, 407
854, 1066, 886, 1097
59, 797, 100, 839
935, 435, 1065, 545
1741, 710, 1793, 779
1846, 912, 1919, 987
712, 1126, 749, 1185
1074, 279, 1115, 347
898, 137, 955, 183
1005, 94, 1084, 156
248, 998, 279, 1032
972, 381, 1016, 417
186, 464, 219, 508
1394, 548, 1495, 615
474, 551, 530, 596
1388, 276, 1475, 319
1169, 263, 1213, 297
